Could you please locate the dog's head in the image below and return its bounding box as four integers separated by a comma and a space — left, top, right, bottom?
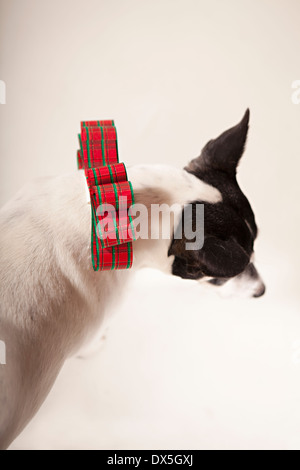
168, 109, 265, 298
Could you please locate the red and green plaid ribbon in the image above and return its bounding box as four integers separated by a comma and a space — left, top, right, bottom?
77, 120, 135, 271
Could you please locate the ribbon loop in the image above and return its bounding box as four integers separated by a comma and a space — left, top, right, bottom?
77, 120, 135, 271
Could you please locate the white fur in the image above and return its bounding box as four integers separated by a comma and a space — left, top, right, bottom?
217, 270, 265, 299
0, 165, 221, 449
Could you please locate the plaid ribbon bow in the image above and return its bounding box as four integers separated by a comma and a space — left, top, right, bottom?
77, 120, 135, 271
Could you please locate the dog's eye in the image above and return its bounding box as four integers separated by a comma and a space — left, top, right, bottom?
208, 278, 228, 286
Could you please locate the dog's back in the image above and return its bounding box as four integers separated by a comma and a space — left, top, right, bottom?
0, 172, 126, 448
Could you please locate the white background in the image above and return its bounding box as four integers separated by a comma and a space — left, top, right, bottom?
0, 0, 300, 450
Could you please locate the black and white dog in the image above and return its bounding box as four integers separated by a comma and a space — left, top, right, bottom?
0, 109, 265, 449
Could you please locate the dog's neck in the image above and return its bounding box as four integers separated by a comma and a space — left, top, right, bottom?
125, 164, 221, 272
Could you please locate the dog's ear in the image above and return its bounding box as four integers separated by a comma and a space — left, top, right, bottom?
186, 109, 250, 177
169, 235, 250, 279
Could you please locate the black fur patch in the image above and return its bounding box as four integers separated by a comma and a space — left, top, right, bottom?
169, 110, 258, 282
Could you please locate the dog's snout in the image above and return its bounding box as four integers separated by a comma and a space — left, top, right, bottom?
253, 283, 266, 298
